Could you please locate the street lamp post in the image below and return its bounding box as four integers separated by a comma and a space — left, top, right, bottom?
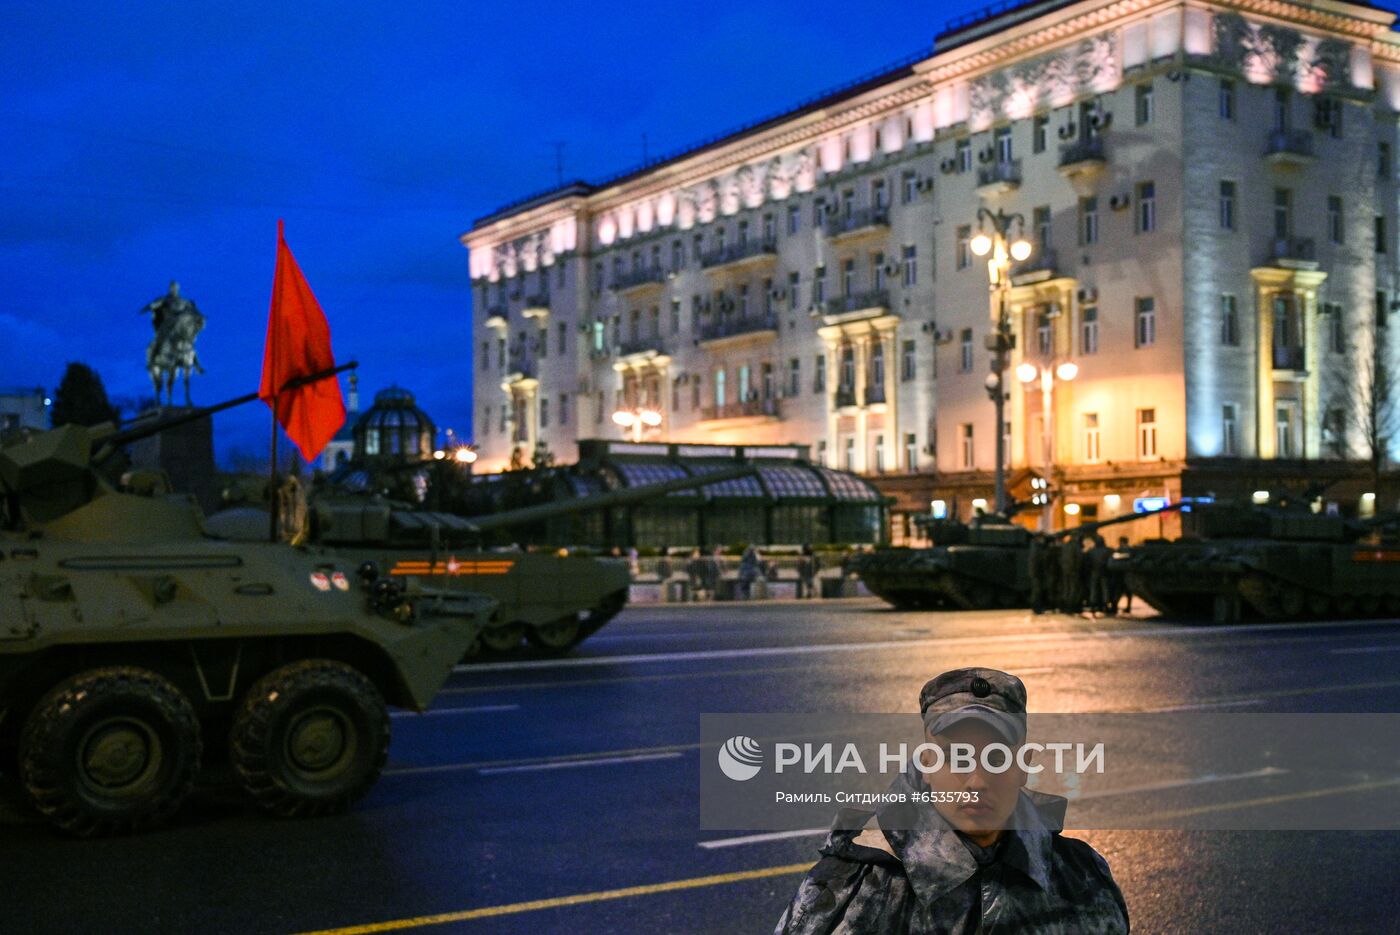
611, 407, 662, 443
969, 208, 1032, 514
1017, 360, 1078, 530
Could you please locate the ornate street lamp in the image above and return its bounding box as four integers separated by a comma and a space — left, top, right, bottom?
612, 407, 663, 443
1018, 359, 1078, 529
970, 207, 1033, 514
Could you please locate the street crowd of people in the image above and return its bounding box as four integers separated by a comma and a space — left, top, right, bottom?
1027, 533, 1133, 616
616, 545, 824, 600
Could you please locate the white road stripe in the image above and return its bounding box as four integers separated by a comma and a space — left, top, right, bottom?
455, 618, 1400, 673
390, 704, 520, 719
1140, 698, 1267, 712
1331, 644, 1400, 655
477, 752, 682, 775
695, 769, 1289, 849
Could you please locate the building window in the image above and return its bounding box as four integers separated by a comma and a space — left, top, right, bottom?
1079, 196, 1098, 245
789, 358, 800, 396
739, 283, 750, 317
813, 265, 826, 304
1219, 79, 1235, 120
1327, 196, 1344, 245
1219, 181, 1235, 230
763, 213, 775, 241
956, 225, 971, 269
1135, 82, 1154, 125
817, 440, 828, 466
1136, 181, 1155, 233
1276, 405, 1294, 458
959, 328, 974, 372
870, 343, 886, 392
1084, 413, 1101, 462
902, 171, 918, 204
787, 203, 801, 235
713, 369, 726, 407
814, 354, 826, 392
1036, 310, 1052, 356
1274, 188, 1292, 239
814, 197, 828, 228
902, 245, 917, 286
844, 437, 855, 471
1033, 115, 1048, 153
872, 178, 888, 209
1377, 215, 1388, 254
1221, 294, 1239, 346
901, 339, 916, 381
671, 240, 683, 271
1381, 142, 1392, 179
994, 126, 1012, 163
539, 398, 549, 429
763, 278, 774, 315
960, 424, 974, 469
736, 220, 748, 246
559, 393, 569, 426
842, 258, 856, 297
1081, 305, 1099, 354
1315, 97, 1343, 138
1033, 205, 1051, 249
1325, 303, 1344, 353
841, 189, 855, 218
905, 433, 918, 470
1135, 296, 1156, 347
497, 339, 506, 369
692, 375, 701, 410
787, 272, 800, 311
872, 252, 886, 291
840, 346, 856, 390
956, 139, 972, 172
874, 435, 886, 473
1274, 87, 1291, 131
1137, 408, 1157, 459
1213, 404, 1235, 456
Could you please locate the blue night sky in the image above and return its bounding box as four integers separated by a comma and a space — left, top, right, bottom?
2, 1, 989, 467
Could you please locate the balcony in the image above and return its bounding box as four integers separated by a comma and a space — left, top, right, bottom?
698, 314, 779, 348
700, 238, 778, 272
699, 398, 781, 422
833, 387, 858, 409
864, 384, 886, 406
1058, 138, 1106, 179
1264, 129, 1315, 168
615, 336, 665, 358
976, 159, 1021, 195
1266, 237, 1318, 270
822, 289, 891, 325
503, 355, 537, 382
824, 207, 890, 242
521, 295, 551, 319
1272, 344, 1306, 371
611, 265, 666, 295
483, 306, 508, 330
1011, 248, 1058, 285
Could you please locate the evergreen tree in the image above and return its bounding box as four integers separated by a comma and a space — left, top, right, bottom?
50, 362, 120, 428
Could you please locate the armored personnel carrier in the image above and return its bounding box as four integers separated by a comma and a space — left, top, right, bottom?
1118, 500, 1400, 623
856, 507, 1175, 611
207, 464, 758, 657
0, 397, 492, 836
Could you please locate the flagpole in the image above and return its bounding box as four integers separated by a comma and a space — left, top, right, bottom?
269, 219, 283, 544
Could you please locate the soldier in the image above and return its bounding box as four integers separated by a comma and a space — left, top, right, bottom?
1058, 535, 1083, 613
1110, 535, 1133, 614
1028, 534, 1048, 614
774, 667, 1129, 933
1086, 535, 1112, 615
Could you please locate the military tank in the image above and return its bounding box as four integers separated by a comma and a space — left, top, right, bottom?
0, 393, 493, 836
856, 506, 1176, 611
1117, 500, 1400, 623
206, 463, 759, 657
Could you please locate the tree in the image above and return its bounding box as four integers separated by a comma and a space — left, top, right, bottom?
1323, 328, 1400, 487
50, 362, 120, 428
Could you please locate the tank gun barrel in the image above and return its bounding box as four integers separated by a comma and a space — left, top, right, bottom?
95, 362, 358, 456
1050, 501, 1184, 540
464, 463, 758, 534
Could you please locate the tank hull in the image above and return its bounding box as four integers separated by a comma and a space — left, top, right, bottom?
856, 545, 1031, 610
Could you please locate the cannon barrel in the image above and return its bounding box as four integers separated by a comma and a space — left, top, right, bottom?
1049, 502, 1184, 540
462, 462, 758, 534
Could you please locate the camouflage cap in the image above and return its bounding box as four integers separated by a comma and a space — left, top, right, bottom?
919, 667, 1028, 745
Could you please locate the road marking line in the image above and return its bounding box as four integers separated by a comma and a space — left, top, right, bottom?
1141, 699, 1267, 712
695, 769, 1290, 850
389, 704, 520, 719
293, 863, 812, 935
477, 752, 682, 775
1331, 644, 1400, 654
1139, 777, 1400, 822
453, 618, 1400, 673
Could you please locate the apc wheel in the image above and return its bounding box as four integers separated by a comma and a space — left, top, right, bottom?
480, 623, 526, 653
526, 617, 582, 652
20, 667, 201, 837
230, 660, 389, 818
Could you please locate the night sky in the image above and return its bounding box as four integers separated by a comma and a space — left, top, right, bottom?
4, 0, 993, 467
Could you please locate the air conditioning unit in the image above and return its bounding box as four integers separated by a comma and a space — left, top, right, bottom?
977, 146, 995, 164
917, 177, 935, 191
1089, 110, 1112, 131
1077, 286, 1099, 303
923, 443, 937, 455
934, 328, 955, 345
884, 262, 901, 276
939, 157, 957, 174
1108, 193, 1132, 211
771, 287, 787, 299
1058, 121, 1077, 140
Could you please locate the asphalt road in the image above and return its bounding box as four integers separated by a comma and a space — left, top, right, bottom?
4, 599, 1400, 934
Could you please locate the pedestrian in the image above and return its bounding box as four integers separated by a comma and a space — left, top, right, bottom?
686, 548, 706, 601
797, 544, 818, 599
774, 667, 1130, 933
1058, 535, 1083, 613
707, 546, 725, 599
626, 547, 640, 580
655, 546, 673, 582
1087, 535, 1112, 615
1111, 535, 1132, 614
738, 545, 762, 600
1027, 534, 1046, 614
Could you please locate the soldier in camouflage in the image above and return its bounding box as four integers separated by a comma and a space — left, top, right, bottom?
774, 667, 1129, 934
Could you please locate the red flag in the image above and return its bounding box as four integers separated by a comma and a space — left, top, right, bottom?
259, 220, 346, 461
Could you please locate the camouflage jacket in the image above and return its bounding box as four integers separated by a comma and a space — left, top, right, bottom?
774, 769, 1129, 934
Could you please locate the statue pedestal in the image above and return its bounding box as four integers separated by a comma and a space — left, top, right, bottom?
125, 406, 219, 515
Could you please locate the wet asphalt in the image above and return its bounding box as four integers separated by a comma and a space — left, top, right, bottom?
3, 598, 1400, 934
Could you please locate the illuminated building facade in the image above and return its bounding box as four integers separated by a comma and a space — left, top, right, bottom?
464, 0, 1400, 535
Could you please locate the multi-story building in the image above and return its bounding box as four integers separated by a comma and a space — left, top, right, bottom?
464, 0, 1400, 537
